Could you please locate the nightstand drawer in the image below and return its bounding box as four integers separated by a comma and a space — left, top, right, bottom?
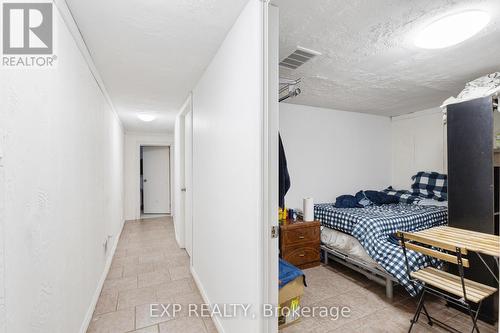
281, 226, 320, 245
282, 243, 320, 267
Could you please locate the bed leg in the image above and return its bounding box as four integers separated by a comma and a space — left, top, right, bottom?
386, 279, 393, 300
323, 248, 329, 265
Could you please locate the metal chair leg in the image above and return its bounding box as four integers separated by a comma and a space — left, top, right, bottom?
421, 304, 433, 326
457, 249, 481, 333
408, 290, 426, 333
468, 301, 482, 333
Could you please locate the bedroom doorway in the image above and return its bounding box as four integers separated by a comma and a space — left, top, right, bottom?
174, 94, 193, 258
140, 145, 171, 217
184, 107, 193, 258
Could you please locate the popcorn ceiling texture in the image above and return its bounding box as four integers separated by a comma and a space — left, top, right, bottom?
273, 0, 500, 116
65, 0, 249, 132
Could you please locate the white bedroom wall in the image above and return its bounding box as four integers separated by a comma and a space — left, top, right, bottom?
391, 107, 446, 189
124, 132, 174, 221
190, 1, 264, 332
0, 4, 124, 333
279, 103, 392, 209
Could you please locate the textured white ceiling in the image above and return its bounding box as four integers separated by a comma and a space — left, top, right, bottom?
272, 0, 500, 116
65, 0, 248, 132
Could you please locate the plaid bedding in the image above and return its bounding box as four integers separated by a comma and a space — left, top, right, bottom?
315, 203, 448, 296
382, 187, 422, 204
411, 171, 447, 201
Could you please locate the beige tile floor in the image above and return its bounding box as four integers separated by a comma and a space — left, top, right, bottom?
282, 264, 499, 333
87, 217, 217, 333
88, 216, 498, 333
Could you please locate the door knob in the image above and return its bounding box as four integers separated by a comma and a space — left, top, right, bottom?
181, 188, 187, 192
144, 179, 148, 182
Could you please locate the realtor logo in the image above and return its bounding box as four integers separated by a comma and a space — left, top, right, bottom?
1, 2, 56, 67
3, 2, 53, 54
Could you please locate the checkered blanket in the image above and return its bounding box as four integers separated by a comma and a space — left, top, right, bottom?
382, 187, 422, 204
315, 203, 448, 296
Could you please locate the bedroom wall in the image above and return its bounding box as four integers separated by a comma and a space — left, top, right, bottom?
190, 1, 265, 332
0, 4, 124, 332
279, 103, 392, 209
391, 107, 446, 190
123, 132, 174, 221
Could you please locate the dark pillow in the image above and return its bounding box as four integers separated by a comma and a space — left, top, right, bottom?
335, 195, 362, 208
355, 191, 373, 207
364, 190, 399, 205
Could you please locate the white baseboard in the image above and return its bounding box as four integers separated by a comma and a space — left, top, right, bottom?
190, 266, 225, 333
79, 219, 126, 333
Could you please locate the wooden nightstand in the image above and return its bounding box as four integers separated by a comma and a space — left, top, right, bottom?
280, 220, 321, 269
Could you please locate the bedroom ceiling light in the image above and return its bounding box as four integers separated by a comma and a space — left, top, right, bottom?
415, 10, 490, 49
137, 113, 156, 122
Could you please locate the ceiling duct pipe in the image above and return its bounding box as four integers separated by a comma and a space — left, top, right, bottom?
279, 77, 302, 103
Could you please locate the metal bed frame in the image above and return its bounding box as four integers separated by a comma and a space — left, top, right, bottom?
321, 245, 398, 299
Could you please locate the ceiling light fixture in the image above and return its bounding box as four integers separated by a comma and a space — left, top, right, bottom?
415, 10, 490, 49
137, 114, 156, 122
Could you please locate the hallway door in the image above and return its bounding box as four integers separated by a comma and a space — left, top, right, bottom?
143, 146, 171, 214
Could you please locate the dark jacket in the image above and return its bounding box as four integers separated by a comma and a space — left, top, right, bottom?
279, 134, 291, 208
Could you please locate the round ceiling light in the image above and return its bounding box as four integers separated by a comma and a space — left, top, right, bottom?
415, 10, 490, 49
137, 114, 156, 122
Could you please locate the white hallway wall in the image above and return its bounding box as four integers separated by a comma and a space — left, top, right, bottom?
124, 132, 174, 221
0, 4, 125, 333
190, 1, 265, 332
279, 103, 392, 209
0, 75, 5, 333
391, 107, 446, 189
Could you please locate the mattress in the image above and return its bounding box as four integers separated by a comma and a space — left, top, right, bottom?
314, 202, 447, 234
315, 203, 448, 296
321, 226, 380, 269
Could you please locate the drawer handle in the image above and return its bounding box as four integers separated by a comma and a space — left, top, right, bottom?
299, 253, 305, 257
298, 236, 305, 239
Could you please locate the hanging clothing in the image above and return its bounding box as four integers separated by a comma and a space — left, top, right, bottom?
279, 133, 291, 208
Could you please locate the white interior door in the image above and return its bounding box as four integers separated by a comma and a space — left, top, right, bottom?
143, 146, 170, 214
184, 110, 193, 256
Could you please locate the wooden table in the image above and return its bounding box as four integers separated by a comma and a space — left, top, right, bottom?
410, 226, 499, 257
408, 226, 500, 282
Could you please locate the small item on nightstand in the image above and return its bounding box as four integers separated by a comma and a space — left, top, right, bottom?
279, 207, 288, 222
303, 197, 314, 222
288, 209, 298, 222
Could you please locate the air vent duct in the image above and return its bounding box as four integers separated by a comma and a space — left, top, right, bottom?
279, 46, 321, 70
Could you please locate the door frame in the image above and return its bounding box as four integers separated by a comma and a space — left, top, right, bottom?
174, 94, 194, 257
141, 145, 172, 215
133, 141, 173, 220
262, 2, 279, 333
